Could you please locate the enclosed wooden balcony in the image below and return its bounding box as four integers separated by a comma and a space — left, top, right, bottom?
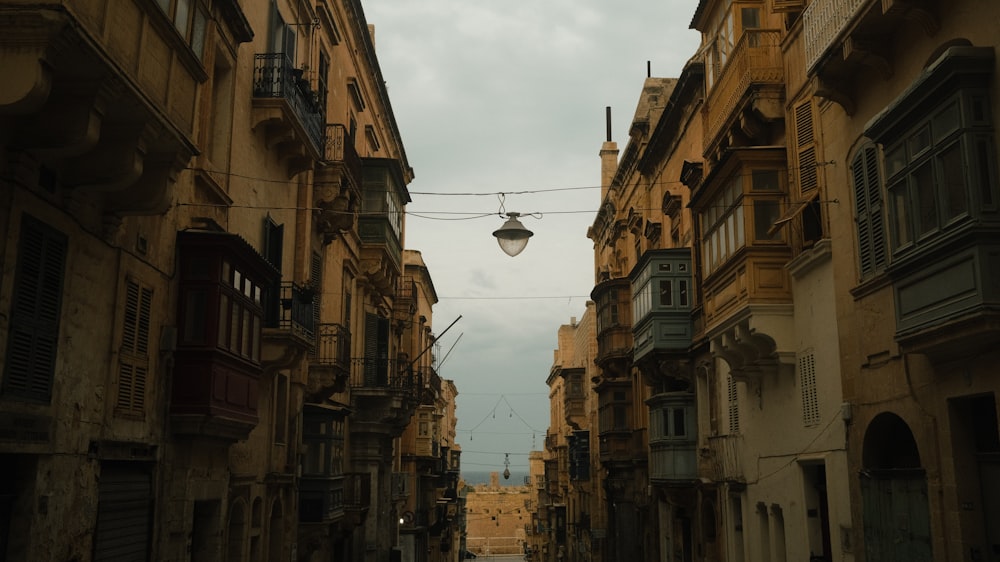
631, 249, 695, 374
251, 53, 326, 176
647, 392, 697, 484
170, 231, 279, 441
703, 29, 784, 158
358, 159, 410, 293
591, 278, 634, 375
803, 0, 941, 114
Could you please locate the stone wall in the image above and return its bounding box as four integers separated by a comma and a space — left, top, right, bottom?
463, 473, 531, 555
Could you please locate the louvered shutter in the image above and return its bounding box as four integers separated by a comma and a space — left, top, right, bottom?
363, 313, 379, 386
3, 216, 67, 401
310, 251, 321, 333
262, 218, 283, 329
794, 100, 819, 193
117, 279, 152, 416
852, 144, 887, 279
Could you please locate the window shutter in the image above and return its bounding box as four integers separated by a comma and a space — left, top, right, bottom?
793, 100, 819, 193
3, 216, 67, 401
852, 143, 886, 278
799, 353, 819, 426
118, 279, 153, 416
727, 375, 740, 434
363, 313, 379, 385
310, 251, 322, 332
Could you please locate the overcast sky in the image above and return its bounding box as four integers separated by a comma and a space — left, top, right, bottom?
364, 0, 701, 475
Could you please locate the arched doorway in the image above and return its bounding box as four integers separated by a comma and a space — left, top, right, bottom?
268, 500, 284, 560
860, 412, 932, 561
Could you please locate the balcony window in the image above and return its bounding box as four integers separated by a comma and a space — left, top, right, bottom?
597, 286, 623, 332
866, 47, 999, 264
703, 2, 762, 90
882, 91, 994, 254
701, 166, 788, 275
701, 176, 745, 275
303, 412, 345, 477
154, 0, 208, 59
176, 232, 275, 364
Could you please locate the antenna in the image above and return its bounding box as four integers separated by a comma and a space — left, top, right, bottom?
647, 60, 651, 78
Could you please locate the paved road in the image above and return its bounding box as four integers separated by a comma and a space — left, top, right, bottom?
468, 556, 523, 562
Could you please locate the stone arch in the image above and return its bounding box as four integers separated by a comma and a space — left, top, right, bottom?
268, 498, 284, 560
859, 411, 932, 561
226, 498, 248, 562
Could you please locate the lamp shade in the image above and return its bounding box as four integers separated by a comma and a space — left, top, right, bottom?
492, 212, 533, 257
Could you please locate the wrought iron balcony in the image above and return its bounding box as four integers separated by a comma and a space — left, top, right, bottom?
306, 323, 351, 400
264, 281, 315, 343
324, 123, 363, 186
252, 53, 325, 162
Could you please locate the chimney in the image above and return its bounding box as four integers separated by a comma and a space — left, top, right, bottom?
600, 106, 619, 199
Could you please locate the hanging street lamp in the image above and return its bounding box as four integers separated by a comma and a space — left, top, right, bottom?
492, 212, 533, 257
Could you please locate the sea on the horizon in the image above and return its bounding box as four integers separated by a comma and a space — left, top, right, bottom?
461, 470, 529, 487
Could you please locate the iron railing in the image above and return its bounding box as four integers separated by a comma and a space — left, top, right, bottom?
264, 281, 314, 341
253, 53, 325, 154
349, 357, 424, 391
325, 123, 362, 185
313, 323, 350, 369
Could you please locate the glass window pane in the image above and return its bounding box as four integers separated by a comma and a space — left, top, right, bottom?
914, 162, 937, 235
659, 280, 672, 307
939, 141, 967, 221
191, 8, 207, 57
885, 145, 907, 178
976, 137, 996, 207
754, 200, 781, 241
217, 293, 229, 347
174, 0, 191, 35
673, 408, 686, 438
751, 170, 779, 191
741, 7, 760, 29
679, 280, 689, 307
184, 290, 207, 344
889, 181, 912, 249
909, 124, 932, 158
932, 101, 960, 142
230, 303, 240, 351
735, 205, 745, 247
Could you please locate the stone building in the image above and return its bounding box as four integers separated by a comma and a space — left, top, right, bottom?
0, 0, 460, 561
529, 1, 1000, 562
463, 473, 531, 557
